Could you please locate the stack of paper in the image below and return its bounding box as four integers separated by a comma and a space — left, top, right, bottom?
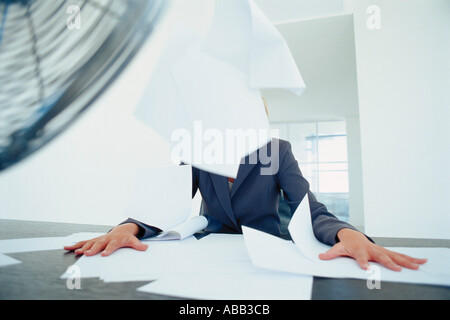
134, 0, 306, 178
60, 233, 314, 300
243, 194, 450, 287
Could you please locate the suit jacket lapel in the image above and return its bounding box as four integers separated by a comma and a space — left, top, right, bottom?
209, 173, 239, 229
230, 160, 257, 199
231, 140, 275, 198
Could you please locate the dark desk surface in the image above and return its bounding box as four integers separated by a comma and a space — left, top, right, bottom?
0, 219, 449, 300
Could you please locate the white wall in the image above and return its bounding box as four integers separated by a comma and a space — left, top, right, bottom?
0, 34, 173, 226
350, 0, 450, 239
346, 116, 364, 229
0, 0, 213, 226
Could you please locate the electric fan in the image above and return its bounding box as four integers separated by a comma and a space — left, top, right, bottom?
0, 0, 168, 172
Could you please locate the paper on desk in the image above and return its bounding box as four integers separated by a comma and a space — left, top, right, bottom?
102, 236, 257, 283
60, 232, 313, 300
244, 226, 370, 279
60, 236, 199, 279
62, 234, 251, 281
243, 196, 450, 287
0, 253, 21, 267
137, 273, 312, 300
124, 165, 192, 231
0, 237, 66, 254
94, 233, 313, 300
145, 216, 208, 241
202, 0, 306, 95
0, 232, 105, 254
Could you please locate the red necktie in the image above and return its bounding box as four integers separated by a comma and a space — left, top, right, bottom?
228, 177, 235, 183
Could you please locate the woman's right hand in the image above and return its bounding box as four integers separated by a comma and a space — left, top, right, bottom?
64, 223, 148, 257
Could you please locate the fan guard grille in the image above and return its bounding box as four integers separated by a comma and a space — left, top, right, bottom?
0, 0, 167, 171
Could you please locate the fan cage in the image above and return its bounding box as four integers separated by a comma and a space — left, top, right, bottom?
0, 0, 168, 171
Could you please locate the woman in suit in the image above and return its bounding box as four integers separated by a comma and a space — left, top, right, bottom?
65, 137, 427, 272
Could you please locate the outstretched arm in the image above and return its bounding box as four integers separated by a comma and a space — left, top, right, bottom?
320, 228, 427, 271
277, 140, 426, 271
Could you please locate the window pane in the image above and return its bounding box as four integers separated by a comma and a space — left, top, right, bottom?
318, 171, 349, 193
316, 193, 349, 222
272, 120, 350, 220
298, 162, 318, 193
288, 123, 317, 163
318, 136, 348, 163
318, 162, 348, 171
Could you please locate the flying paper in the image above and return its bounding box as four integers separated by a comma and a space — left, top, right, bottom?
203, 0, 306, 95
124, 165, 193, 231
134, 0, 305, 178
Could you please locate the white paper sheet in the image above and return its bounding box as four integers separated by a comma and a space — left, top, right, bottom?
288, 193, 331, 261
0, 232, 105, 254
61, 235, 245, 280
146, 216, 208, 241
134, 26, 198, 148
124, 165, 192, 231
58, 232, 315, 300
0, 253, 21, 267
134, 0, 305, 178
60, 236, 200, 279
242, 194, 450, 287
170, 46, 272, 177
202, 0, 306, 95
62, 234, 266, 281
60, 232, 313, 300
137, 273, 313, 300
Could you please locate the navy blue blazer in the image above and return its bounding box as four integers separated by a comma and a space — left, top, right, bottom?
124, 139, 359, 246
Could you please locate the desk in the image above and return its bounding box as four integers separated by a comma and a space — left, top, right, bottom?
0, 219, 449, 300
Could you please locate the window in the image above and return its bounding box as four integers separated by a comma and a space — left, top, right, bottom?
271, 121, 349, 222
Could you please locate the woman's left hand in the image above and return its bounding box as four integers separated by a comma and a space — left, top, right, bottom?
319, 228, 428, 271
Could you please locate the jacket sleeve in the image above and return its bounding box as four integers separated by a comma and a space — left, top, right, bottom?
118, 218, 162, 240
276, 141, 363, 246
